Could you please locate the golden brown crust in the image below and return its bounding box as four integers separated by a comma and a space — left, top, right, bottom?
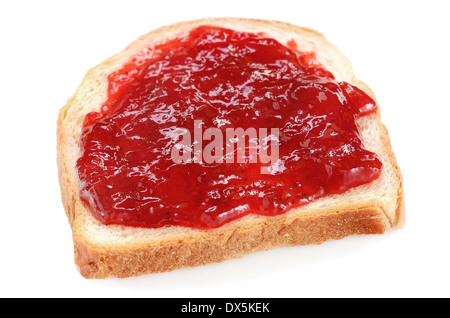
57, 17, 404, 279
75, 206, 390, 278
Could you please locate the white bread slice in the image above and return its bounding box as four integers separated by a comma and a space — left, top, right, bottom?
57, 17, 404, 279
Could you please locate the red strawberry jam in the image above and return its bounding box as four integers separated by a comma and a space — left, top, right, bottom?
76, 26, 382, 229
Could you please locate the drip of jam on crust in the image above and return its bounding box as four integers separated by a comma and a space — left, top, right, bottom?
77, 26, 382, 229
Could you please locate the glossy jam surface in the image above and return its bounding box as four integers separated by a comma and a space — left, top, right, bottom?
77, 26, 382, 229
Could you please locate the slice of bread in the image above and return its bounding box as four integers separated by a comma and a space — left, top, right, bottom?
57, 17, 404, 279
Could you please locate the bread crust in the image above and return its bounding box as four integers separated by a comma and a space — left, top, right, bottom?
57, 17, 404, 278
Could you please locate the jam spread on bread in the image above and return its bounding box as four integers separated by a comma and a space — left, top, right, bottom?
77, 26, 382, 229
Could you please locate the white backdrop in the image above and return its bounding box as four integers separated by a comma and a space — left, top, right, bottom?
1, 0, 449, 298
